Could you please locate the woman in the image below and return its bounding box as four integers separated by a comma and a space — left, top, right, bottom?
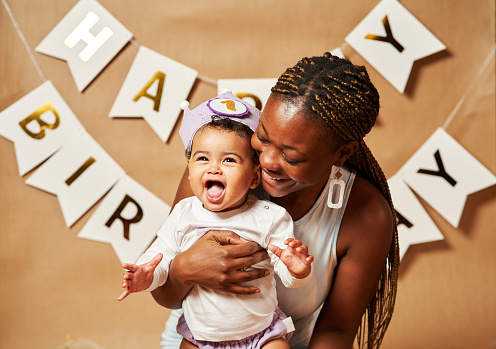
151, 53, 400, 349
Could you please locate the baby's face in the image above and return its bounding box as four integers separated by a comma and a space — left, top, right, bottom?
188, 127, 260, 212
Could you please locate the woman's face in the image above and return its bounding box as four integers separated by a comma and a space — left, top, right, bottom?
251, 94, 340, 199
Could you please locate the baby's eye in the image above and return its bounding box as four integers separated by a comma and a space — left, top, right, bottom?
224, 157, 236, 163
197, 156, 208, 161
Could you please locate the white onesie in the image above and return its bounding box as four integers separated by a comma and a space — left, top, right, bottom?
160, 165, 356, 349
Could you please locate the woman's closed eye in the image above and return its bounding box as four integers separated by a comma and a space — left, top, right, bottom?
256, 132, 269, 144
283, 153, 301, 165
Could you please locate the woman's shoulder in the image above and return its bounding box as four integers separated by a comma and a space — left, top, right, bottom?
338, 175, 393, 255
349, 175, 391, 218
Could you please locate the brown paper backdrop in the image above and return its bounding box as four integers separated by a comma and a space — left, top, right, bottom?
1, 1, 494, 348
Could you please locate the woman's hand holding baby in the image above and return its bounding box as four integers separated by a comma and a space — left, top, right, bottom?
171, 230, 270, 295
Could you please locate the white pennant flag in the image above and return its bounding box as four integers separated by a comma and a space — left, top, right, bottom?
345, 0, 446, 93
35, 0, 132, 91
217, 78, 277, 111
400, 128, 496, 228
109, 46, 198, 142
78, 175, 170, 264
0, 81, 84, 176
25, 131, 125, 227
388, 174, 444, 260
329, 47, 346, 59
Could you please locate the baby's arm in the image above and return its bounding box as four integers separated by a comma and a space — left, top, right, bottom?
264, 206, 313, 285
118, 253, 163, 301
269, 239, 313, 279
119, 202, 184, 301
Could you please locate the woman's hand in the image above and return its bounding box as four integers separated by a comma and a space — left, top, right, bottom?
151, 230, 270, 309
173, 230, 270, 293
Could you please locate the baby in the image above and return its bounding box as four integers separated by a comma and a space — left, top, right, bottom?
118, 91, 313, 349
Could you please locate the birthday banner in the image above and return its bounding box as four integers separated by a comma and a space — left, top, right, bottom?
1, 0, 494, 264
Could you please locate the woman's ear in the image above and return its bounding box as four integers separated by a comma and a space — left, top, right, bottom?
250, 164, 262, 189
335, 140, 358, 166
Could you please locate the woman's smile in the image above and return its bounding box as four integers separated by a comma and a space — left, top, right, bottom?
261, 169, 291, 186
251, 95, 337, 202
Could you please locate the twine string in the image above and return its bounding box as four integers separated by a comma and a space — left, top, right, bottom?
442, 45, 495, 130
2, 0, 47, 81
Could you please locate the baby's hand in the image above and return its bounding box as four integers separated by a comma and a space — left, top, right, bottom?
118, 253, 163, 301
268, 239, 313, 279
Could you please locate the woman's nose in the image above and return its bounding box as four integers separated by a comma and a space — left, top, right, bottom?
258, 146, 280, 171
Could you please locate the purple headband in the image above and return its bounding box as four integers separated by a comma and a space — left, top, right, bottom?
179, 90, 261, 152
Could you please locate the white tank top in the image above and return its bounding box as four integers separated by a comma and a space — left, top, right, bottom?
277, 166, 356, 349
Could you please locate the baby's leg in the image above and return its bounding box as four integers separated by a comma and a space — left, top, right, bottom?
261, 337, 290, 349
179, 338, 198, 349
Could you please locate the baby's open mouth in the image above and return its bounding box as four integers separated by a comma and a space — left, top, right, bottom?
206, 181, 225, 201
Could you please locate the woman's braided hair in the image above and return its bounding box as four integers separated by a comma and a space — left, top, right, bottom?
272, 52, 399, 348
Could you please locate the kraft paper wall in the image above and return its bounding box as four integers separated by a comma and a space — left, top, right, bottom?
0, 1, 494, 348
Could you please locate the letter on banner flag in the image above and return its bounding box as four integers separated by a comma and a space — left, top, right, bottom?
217, 78, 277, 111
0, 81, 84, 176
25, 131, 125, 227
400, 128, 496, 228
345, 0, 446, 93
35, 0, 132, 91
388, 174, 443, 260
109, 46, 198, 142
78, 175, 171, 263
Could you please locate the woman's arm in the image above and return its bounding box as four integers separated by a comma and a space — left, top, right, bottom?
150, 167, 270, 309
309, 177, 394, 349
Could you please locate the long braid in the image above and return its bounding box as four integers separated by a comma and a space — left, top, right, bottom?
272, 52, 400, 349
